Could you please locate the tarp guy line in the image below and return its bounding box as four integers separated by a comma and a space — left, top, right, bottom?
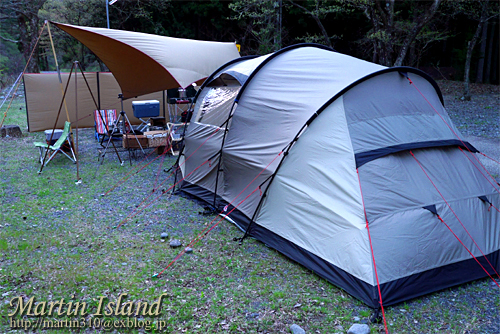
0, 22, 47, 128
410, 150, 500, 286
357, 169, 388, 334
0, 72, 22, 110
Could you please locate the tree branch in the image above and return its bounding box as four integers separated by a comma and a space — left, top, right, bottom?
0, 34, 19, 43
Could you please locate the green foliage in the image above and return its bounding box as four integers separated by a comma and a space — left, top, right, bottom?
229, 0, 283, 54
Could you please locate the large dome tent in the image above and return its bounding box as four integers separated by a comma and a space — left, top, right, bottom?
175, 44, 500, 308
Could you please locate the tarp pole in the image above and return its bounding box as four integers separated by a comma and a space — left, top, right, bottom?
46, 20, 72, 125
75, 61, 81, 183
39, 63, 76, 173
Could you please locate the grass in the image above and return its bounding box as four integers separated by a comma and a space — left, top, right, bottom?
0, 93, 499, 333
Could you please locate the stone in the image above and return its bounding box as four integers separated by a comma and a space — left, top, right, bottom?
290, 324, 305, 334
347, 323, 370, 334
0, 125, 22, 138
334, 325, 344, 331
353, 316, 360, 322
185, 247, 193, 253
169, 239, 182, 248
246, 312, 259, 319
160, 232, 169, 239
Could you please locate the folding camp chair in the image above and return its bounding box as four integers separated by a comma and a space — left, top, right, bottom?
94, 109, 119, 144
34, 121, 76, 172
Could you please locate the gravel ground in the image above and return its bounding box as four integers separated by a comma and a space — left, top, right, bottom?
441, 81, 500, 183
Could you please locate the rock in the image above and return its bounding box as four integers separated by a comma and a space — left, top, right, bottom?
160, 232, 168, 239
169, 239, 182, 248
121, 263, 127, 266
353, 316, 360, 322
290, 324, 305, 334
185, 247, 193, 253
0, 125, 22, 138
347, 324, 370, 334
245, 312, 259, 319
334, 325, 344, 331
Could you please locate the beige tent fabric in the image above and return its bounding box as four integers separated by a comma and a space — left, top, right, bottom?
24, 72, 164, 132
51, 22, 240, 99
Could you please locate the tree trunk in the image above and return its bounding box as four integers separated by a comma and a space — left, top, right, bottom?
17, 13, 41, 73
463, 0, 489, 100
288, 0, 333, 49
492, 31, 499, 84
484, 21, 495, 83
313, 14, 333, 48
475, 21, 488, 83
394, 0, 442, 67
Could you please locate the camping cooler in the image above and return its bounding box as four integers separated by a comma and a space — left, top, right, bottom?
132, 100, 160, 118
44, 129, 63, 145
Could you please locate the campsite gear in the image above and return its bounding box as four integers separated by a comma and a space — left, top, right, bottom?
94, 109, 120, 144
34, 121, 76, 172
177, 44, 500, 308
44, 128, 63, 144
24, 72, 168, 132
51, 22, 241, 99
132, 100, 160, 132
167, 123, 189, 156
168, 98, 193, 123
100, 94, 145, 167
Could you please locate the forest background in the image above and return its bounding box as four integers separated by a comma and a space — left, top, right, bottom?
0, 0, 498, 100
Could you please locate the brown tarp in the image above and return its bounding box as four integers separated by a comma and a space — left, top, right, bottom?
51, 22, 241, 99
24, 72, 165, 132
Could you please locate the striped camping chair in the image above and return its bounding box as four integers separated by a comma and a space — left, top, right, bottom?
94, 109, 117, 143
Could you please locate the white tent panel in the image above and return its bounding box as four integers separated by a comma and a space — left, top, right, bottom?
221, 47, 385, 220
256, 97, 373, 284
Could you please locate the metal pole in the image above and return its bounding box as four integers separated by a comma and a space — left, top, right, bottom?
106, 0, 110, 29
75, 61, 81, 182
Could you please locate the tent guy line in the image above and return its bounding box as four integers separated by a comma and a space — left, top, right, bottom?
407, 76, 499, 192
154, 149, 286, 278
111, 124, 222, 228
410, 150, 500, 288
357, 168, 388, 334
458, 147, 500, 196
114, 157, 212, 229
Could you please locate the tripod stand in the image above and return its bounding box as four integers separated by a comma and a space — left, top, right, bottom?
100, 93, 145, 166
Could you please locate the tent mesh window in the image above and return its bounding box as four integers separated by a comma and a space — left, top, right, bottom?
195, 86, 240, 127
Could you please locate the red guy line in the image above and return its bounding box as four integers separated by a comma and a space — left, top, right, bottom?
407, 77, 500, 193
410, 150, 500, 284
356, 169, 389, 334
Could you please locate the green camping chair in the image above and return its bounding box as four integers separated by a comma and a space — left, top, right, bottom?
34, 121, 77, 173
